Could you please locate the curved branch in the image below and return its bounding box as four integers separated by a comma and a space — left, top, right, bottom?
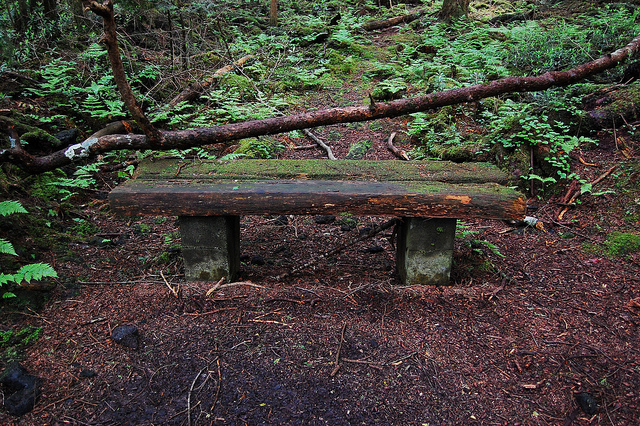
3, 32, 640, 173
82, 0, 162, 144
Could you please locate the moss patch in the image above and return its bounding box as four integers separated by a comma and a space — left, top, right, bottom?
604, 232, 640, 257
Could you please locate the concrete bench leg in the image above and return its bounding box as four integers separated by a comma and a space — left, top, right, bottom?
179, 216, 240, 281
396, 218, 456, 286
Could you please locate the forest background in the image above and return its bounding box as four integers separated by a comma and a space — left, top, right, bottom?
0, 0, 640, 424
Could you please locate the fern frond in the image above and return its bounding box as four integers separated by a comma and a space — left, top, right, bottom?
0, 238, 17, 256
0, 200, 27, 217
13, 263, 58, 284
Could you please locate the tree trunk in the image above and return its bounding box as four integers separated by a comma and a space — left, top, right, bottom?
439, 0, 469, 21
269, 0, 277, 26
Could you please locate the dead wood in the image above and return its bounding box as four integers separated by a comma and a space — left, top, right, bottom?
302, 128, 336, 160
363, 11, 424, 31
386, 132, 409, 160
2, 29, 640, 173
330, 323, 347, 377
168, 55, 254, 108
81, 0, 162, 143
557, 165, 616, 220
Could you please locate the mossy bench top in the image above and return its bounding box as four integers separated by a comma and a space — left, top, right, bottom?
110, 159, 526, 220
134, 158, 509, 184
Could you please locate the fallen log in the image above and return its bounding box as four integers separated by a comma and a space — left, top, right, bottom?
363, 11, 424, 31
2, 28, 640, 173
167, 55, 254, 108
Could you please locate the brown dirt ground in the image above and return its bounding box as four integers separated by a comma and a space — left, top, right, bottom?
1, 117, 639, 425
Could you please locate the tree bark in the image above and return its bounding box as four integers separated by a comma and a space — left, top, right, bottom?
3, 32, 640, 174
439, 0, 469, 21
269, 0, 277, 26
363, 11, 424, 31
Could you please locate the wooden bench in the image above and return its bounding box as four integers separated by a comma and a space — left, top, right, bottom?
109, 159, 526, 285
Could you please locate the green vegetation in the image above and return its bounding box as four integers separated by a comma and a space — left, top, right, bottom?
603, 232, 640, 257
2, 1, 637, 189
0, 325, 42, 362
0, 201, 57, 298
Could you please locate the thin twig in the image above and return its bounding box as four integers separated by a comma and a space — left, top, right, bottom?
211, 357, 222, 413
206, 280, 265, 297
557, 165, 616, 220
387, 351, 418, 365
205, 277, 226, 297
160, 271, 179, 298
302, 128, 336, 160
187, 366, 207, 426
330, 323, 347, 377
182, 307, 238, 317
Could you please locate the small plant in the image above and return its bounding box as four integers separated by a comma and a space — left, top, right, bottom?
456, 221, 504, 258
0, 325, 42, 362
70, 218, 100, 236
234, 138, 284, 159
0, 201, 57, 298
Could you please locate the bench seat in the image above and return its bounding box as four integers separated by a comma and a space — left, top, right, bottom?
109, 159, 526, 285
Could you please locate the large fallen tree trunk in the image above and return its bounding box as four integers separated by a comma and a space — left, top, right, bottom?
2, 28, 640, 173
363, 11, 424, 31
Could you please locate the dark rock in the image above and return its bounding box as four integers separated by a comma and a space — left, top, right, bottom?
54, 128, 79, 146
80, 369, 97, 378
111, 324, 139, 349
273, 244, 289, 254
337, 217, 357, 231
0, 362, 41, 416
88, 236, 112, 247
314, 215, 336, 224
359, 227, 373, 236
575, 392, 599, 415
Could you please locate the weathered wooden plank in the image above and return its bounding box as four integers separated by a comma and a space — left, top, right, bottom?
135, 159, 510, 184
110, 179, 526, 220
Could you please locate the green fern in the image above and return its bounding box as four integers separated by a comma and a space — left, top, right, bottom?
0, 239, 17, 256
0, 200, 28, 216
0, 201, 57, 298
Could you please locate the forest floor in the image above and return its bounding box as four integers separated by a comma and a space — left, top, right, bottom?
1, 114, 639, 425
2, 6, 640, 425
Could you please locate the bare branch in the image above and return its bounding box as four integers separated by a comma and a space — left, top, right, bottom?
82, 0, 162, 144
302, 129, 336, 160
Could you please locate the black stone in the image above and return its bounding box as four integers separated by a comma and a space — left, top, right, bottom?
359, 227, 373, 236
0, 362, 41, 416
88, 236, 112, 247
111, 324, 140, 349
54, 128, 79, 147
80, 369, 97, 378
314, 215, 336, 224
575, 392, 599, 415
